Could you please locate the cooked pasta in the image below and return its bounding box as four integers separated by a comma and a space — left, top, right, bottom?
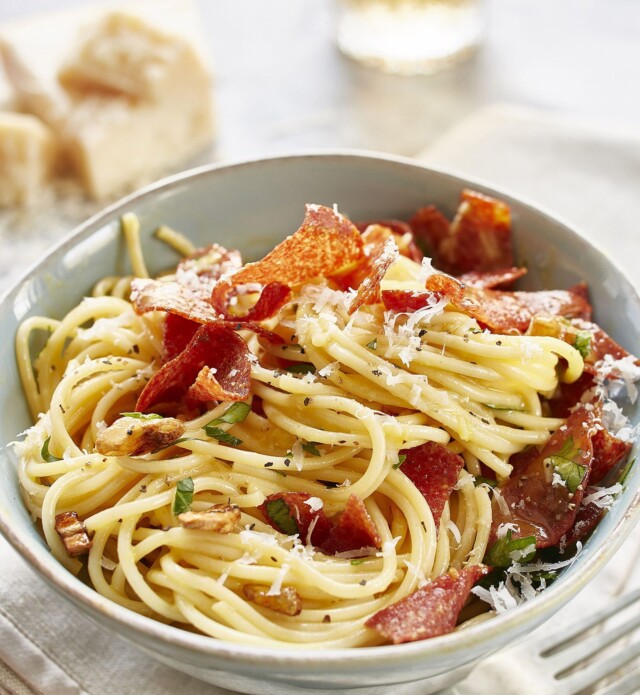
14, 196, 632, 648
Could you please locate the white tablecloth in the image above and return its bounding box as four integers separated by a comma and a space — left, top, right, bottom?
1, 103, 639, 694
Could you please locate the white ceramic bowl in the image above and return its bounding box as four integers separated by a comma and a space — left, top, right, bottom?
1, 153, 639, 695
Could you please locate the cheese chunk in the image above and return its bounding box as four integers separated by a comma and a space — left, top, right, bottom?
0, 111, 55, 206
0, 0, 215, 200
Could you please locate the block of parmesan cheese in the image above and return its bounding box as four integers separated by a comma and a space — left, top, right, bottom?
0, 0, 215, 200
0, 111, 55, 206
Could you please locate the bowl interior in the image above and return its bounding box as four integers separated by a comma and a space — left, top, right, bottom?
1, 153, 639, 687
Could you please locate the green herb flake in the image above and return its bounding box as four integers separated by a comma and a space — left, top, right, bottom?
41, 437, 61, 463
302, 441, 322, 457
119, 412, 163, 420
285, 363, 316, 375
392, 454, 407, 470
173, 477, 194, 515
265, 498, 299, 535
207, 402, 251, 426
573, 330, 591, 359
475, 476, 497, 488
204, 426, 243, 447
350, 558, 365, 566
486, 530, 537, 568
366, 338, 378, 350
550, 457, 588, 493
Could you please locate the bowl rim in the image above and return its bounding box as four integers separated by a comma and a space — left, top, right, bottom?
1, 149, 639, 670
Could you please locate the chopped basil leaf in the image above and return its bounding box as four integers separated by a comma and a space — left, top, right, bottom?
475, 476, 497, 488
207, 402, 250, 426
550, 456, 587, 493
285, 363, 316, 375
41, 437, 61, 463
486, 530, 536, 568
204, 426, 243, 447
173, 477, 194, 515
392, 454, 407, 470
366, 338, 378, 350
350, 558, 365, 565
119, 412, 163, 420
573, 331, 591, 359
302, 441, 321, 456
554, 435, 576, 460
265, 498, 299, 535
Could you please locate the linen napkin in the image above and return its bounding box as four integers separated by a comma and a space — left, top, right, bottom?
418, 103, 640, 694
1, 103, 640, 695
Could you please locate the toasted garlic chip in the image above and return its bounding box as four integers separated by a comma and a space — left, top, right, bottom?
177, 504, 241, 533
242, 584, 302, 616
55, 511, 93, 557
95, 416, 185, 456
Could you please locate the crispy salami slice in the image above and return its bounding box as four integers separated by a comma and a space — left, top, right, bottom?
400, 442, 464, 527
491, 407, 597, 548
381, 289, 442, 314
175, 244, 243, 297
409, 205, 450, 257
562, 495, 604, 547
136, 324, 251, 412
259, 492, 332, 546
164, 313, 200, 361
365, 564, 490, 643
591, 426, 632, 485
458, 267, 528, 290
211, 204, 364, 317
131, 277, 284, 344
320, 494, 381, 555
355, 219, 423, 262
348, 236, 399, 315
410, 191, 512, 276
425, 274, 592, 333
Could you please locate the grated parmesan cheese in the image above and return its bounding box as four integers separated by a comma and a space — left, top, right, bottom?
303, 496, 324, 512
266, 563, 290, 596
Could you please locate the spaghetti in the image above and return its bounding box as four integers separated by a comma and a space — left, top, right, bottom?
13, 191, 636, 647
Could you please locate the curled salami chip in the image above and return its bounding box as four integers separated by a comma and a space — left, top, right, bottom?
591, 426, 632, 485
410, 191, 512, 276
562, 494, 604, 548
259, 492, 332, 546
365, 564, 490, 643
175, 244, 243, 297
211, 204, 364, 317
355, 219, 423, 263
131, 277, 284, 345
381, 289, 441, 314
399, 441, 464, 527
491, 407, 597, 548
136, 324, 251, 412
425, 274, 592, 334
348, 235, 399, 315
164, 313, 200, 361
319, 494, 381, 556
458, 266, 528, 290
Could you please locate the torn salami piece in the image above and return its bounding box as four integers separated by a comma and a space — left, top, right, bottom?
571, 318, 639, 374
355, 219, 423, 262
381, 289, 440, 314
590, 426, 632, 485
136, 324, 251, 412
562, 495, 604, 547
409, 205, 451, 258
425, 274, 592, 334
131, 277, 284, 346
400, 441, 465, 527
458, 266, 528, 290
349, 236, 399, 315
211, 204, 364, 316
411, 191, 512, 276
490, 406, 597, 548
320, 494, 381, 556
164, 313, 200, 361
366, 564, 490, 643
175, 244, 243, 299
259, 492, 333, 546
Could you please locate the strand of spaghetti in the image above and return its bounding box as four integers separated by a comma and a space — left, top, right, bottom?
122, 213, 149, 279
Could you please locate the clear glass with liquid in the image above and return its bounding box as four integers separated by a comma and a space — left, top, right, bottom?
336, 0, 486, 75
